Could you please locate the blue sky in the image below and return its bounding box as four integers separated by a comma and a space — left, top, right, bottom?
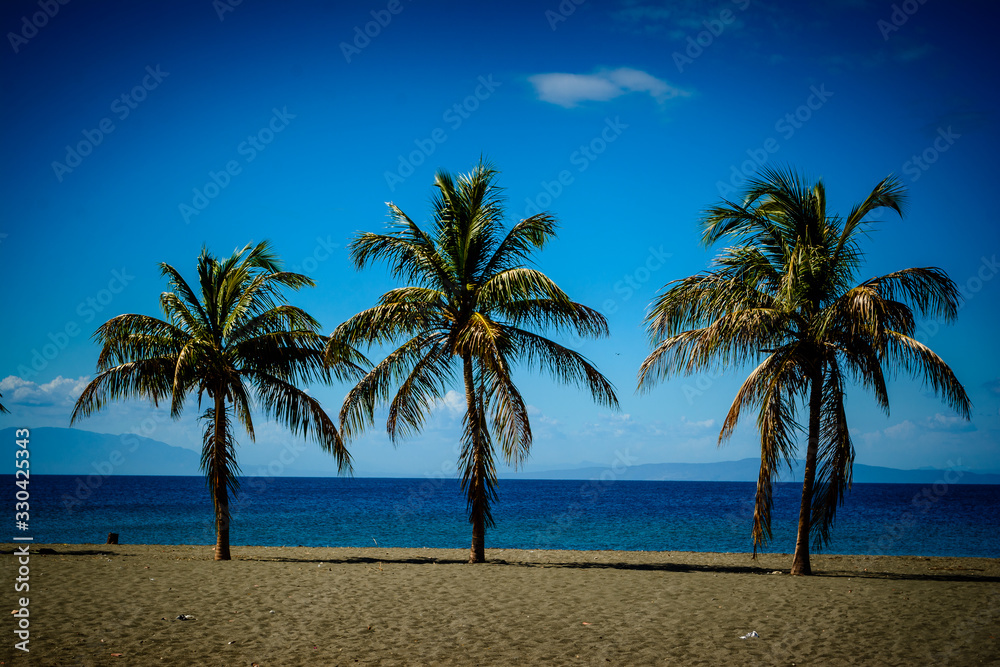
1, 0, 998, 477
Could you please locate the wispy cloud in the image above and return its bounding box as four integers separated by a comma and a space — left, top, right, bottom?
613, 2, 733, 36
679, 416, 716, 433
863, 411, 975, 445
529, 67, 690, 108
923, 412, 976, 433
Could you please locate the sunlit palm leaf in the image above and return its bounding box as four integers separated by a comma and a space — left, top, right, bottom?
639, 167, 970, 567
337, 158, 620, 561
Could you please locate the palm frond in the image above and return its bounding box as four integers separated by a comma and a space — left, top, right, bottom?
863, 267, 961, 323
642, 166, 970, 569
883, 330, 972, 418
199, 405, 241, 531
835, 175, 906, 264
504, 326, 619, 409
810, 360, 854, 548
385, 336, 456, 441
254, 373, 352, 473
70, 360, 176, 424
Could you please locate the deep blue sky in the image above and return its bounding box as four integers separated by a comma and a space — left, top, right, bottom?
2, 0, 998, 476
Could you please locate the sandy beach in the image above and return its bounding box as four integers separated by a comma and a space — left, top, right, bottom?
1, 544, 997, 666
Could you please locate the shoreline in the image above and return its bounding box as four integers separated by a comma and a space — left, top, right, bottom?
10, 541, 1000, 565
3, 544, 998, 665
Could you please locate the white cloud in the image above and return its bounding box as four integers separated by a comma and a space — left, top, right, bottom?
679, 416, 716, 433
924, 412, 976, 432
428, 389, 465, 417
529, 67, 690, 108
861, 411, 975, 447
883, 420, 916, 439
0, 375, 90, 406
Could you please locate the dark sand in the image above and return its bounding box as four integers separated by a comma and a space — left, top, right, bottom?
1, 544, 997, 666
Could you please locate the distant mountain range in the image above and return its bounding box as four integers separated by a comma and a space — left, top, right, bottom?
2, 427, 201, 476
4, 427, 998, 484
506, 459, 1000, 485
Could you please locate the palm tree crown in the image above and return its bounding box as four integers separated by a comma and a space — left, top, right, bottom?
334, 160, 619, 562
71, 240, 365, 559
638, 166, 970, 574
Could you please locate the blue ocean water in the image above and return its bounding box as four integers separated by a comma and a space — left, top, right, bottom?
23, 475, 1000, 557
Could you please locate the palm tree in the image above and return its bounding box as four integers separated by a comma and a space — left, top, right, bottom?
0, 392, 8, 414
71, 241, 365, 560
333, 160, 619, 563
638, 166, 970, 575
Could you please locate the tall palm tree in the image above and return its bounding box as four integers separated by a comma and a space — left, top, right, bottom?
638, 167, 970, 575
71, 241, 365, 560
0, 392, 8, 414
333, 160, 619, 563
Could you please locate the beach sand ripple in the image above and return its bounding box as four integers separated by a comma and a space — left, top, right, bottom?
1, 545, 997, 665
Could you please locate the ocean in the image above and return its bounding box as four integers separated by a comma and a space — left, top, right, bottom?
28, 475, 1000, 557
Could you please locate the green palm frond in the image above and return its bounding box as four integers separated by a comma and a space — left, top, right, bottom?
497, 298, 609, 339
836, 175, 906, 263
333, 301, 447, 348
504, 327, 618, 409
72, 239, 363, 559
640, 166, 970, 565
810, 360, 854, 548
339, 159, 619, 560
476, 267, 568, 310
863, 267, 961, 322
482, 213, 558, 276
70, 359, 177, 423
882, 330, 971, 419
339, 332, 451, 442
199, 405, 241, 532
255, 372, 351, 472
386, 336, 456, 441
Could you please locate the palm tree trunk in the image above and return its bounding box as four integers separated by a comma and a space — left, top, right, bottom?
463, 354, 487, 564
213, 393, 232, 561
791, 363, 823, 575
